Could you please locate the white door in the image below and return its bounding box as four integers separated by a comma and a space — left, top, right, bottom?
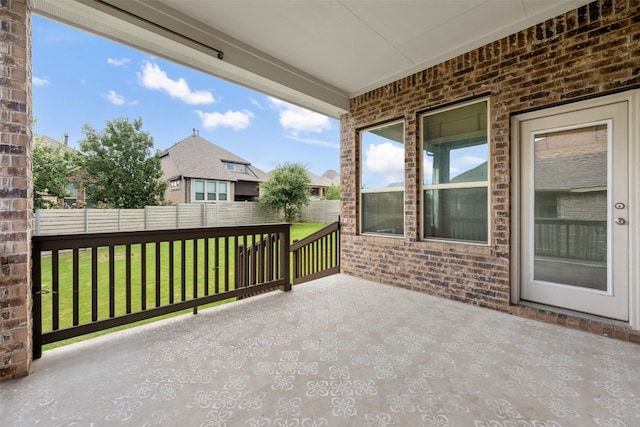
519, 100, 629, 321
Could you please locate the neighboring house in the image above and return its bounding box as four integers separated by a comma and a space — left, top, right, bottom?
321, 170, 340, 185
35, 135, 87, 208
160, 131, 269, 203
307, 171, 334, 199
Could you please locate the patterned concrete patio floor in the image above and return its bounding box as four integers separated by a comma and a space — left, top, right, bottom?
2, 274, 639, 426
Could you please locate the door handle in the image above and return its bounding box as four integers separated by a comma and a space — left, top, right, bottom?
614, 217, 626, 225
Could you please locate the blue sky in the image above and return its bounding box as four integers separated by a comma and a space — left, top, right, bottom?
32, 15, 340, 177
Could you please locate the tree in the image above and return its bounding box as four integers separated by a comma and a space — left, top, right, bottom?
32, 136, 80, 209
79, 117, 167, 208
324, 183, 340, 200
260, 162, 311, 222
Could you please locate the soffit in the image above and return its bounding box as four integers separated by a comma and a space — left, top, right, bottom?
32, 0, 591, 118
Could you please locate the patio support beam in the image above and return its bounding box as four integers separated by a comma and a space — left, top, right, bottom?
0, 0, 33, 380
31, 0, 350, 118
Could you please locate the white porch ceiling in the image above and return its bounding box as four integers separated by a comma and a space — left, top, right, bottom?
33, 0, 591, 118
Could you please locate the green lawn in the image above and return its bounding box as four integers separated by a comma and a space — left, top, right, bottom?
39, 222, 327, 350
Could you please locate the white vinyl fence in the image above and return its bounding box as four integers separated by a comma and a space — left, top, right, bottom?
34, 200, 340, 235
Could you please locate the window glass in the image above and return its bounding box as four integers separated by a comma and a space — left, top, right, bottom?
195, 180, 205, 201
422, 100, 489, 243
218, 182, 228, 201
424, 188, 488, 242
360, 121, 404, 236
207, 181, 216, 200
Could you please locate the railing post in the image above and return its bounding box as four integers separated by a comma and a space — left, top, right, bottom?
31, 242, 42, 360
281, 226, 291, 291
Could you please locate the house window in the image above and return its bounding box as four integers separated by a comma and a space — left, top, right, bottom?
194, 179, 228, 202
421, 99, 489, 243
360, 120, 404, 237
64, 183, 77, 206
218, 182, 228, 201
170, 179, 180, 189
224, 162, 247, 173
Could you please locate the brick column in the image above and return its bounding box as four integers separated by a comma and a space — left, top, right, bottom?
0, 0, 32, 380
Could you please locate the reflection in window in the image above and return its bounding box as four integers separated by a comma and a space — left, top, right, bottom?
533, 125, 608, 289
422, 99, 489, 243
360, 121, 404, 236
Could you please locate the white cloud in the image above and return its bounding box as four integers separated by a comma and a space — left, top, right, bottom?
33, 76, 50, 86
286, 134, 339, 149
458, 155, 485, 166
105, 90, 137, 106
364, 142, 405, 184
269, 97, 332, 135
249, 97, 264, 109
138, 61, 214, 105
107, 57, 130, 67
195, 110, 254, 131
106, 90, 125, 105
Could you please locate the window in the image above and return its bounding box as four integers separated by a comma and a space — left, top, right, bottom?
193, 179, 229, 202
63, 183, 77, 206
224, 162, 247, 173
170, 179, 180, 189
218, 182, 228, 201
421, 99, 489, 243
360, 120, 404, 237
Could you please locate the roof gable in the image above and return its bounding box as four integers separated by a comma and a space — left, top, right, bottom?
161, 134, 267, 183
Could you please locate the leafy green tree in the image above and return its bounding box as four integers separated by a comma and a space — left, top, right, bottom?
324, 183, 340, 200
260, 162, 311, 222
33, 136, 80, 209
79, 117, 167, 208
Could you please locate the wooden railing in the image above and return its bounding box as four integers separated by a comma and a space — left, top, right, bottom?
32, 224, 290, 358
236, 233, 282, 297
290, 221, 340, 284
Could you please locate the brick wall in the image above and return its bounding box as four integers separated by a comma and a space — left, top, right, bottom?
0, 0, 32, 380
340, 1, 639, 312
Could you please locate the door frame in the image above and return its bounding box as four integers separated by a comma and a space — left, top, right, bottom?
511, 90, 640, 330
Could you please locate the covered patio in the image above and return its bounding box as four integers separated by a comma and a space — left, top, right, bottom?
3, 274, 639, 425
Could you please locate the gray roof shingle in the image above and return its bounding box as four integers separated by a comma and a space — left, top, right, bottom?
160, 135, 268, 183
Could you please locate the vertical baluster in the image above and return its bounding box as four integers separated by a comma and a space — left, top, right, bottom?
215, 237, 220, 294
141, 244, 147, 310
155, 241, 161, 307
73, 248, 79, 325
193, 239, 198, 314
181, 239, 187, 301
224, 236, 230, 292
125, 245, 132, 314
92, 247, 98, 322
52, 250, 59, 330
204, 238, 210, 296
109, 246, 115, 318
169, 240, 175, 304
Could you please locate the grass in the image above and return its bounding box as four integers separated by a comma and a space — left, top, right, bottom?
39, 222, 327, 350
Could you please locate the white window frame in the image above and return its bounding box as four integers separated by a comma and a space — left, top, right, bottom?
193, 179, 229, 203
224, 161, 247, 173
359, 119, 406, 238
420, 98, 491, 245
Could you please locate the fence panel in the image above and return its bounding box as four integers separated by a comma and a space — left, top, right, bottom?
35, 201, 340, 235
177, 204, 204, 228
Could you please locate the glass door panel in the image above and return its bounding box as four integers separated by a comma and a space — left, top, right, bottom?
533, 125, 608, 291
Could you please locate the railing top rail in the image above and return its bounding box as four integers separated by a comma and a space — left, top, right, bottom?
33, 223, 291, 251
290, 221, 339, 252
